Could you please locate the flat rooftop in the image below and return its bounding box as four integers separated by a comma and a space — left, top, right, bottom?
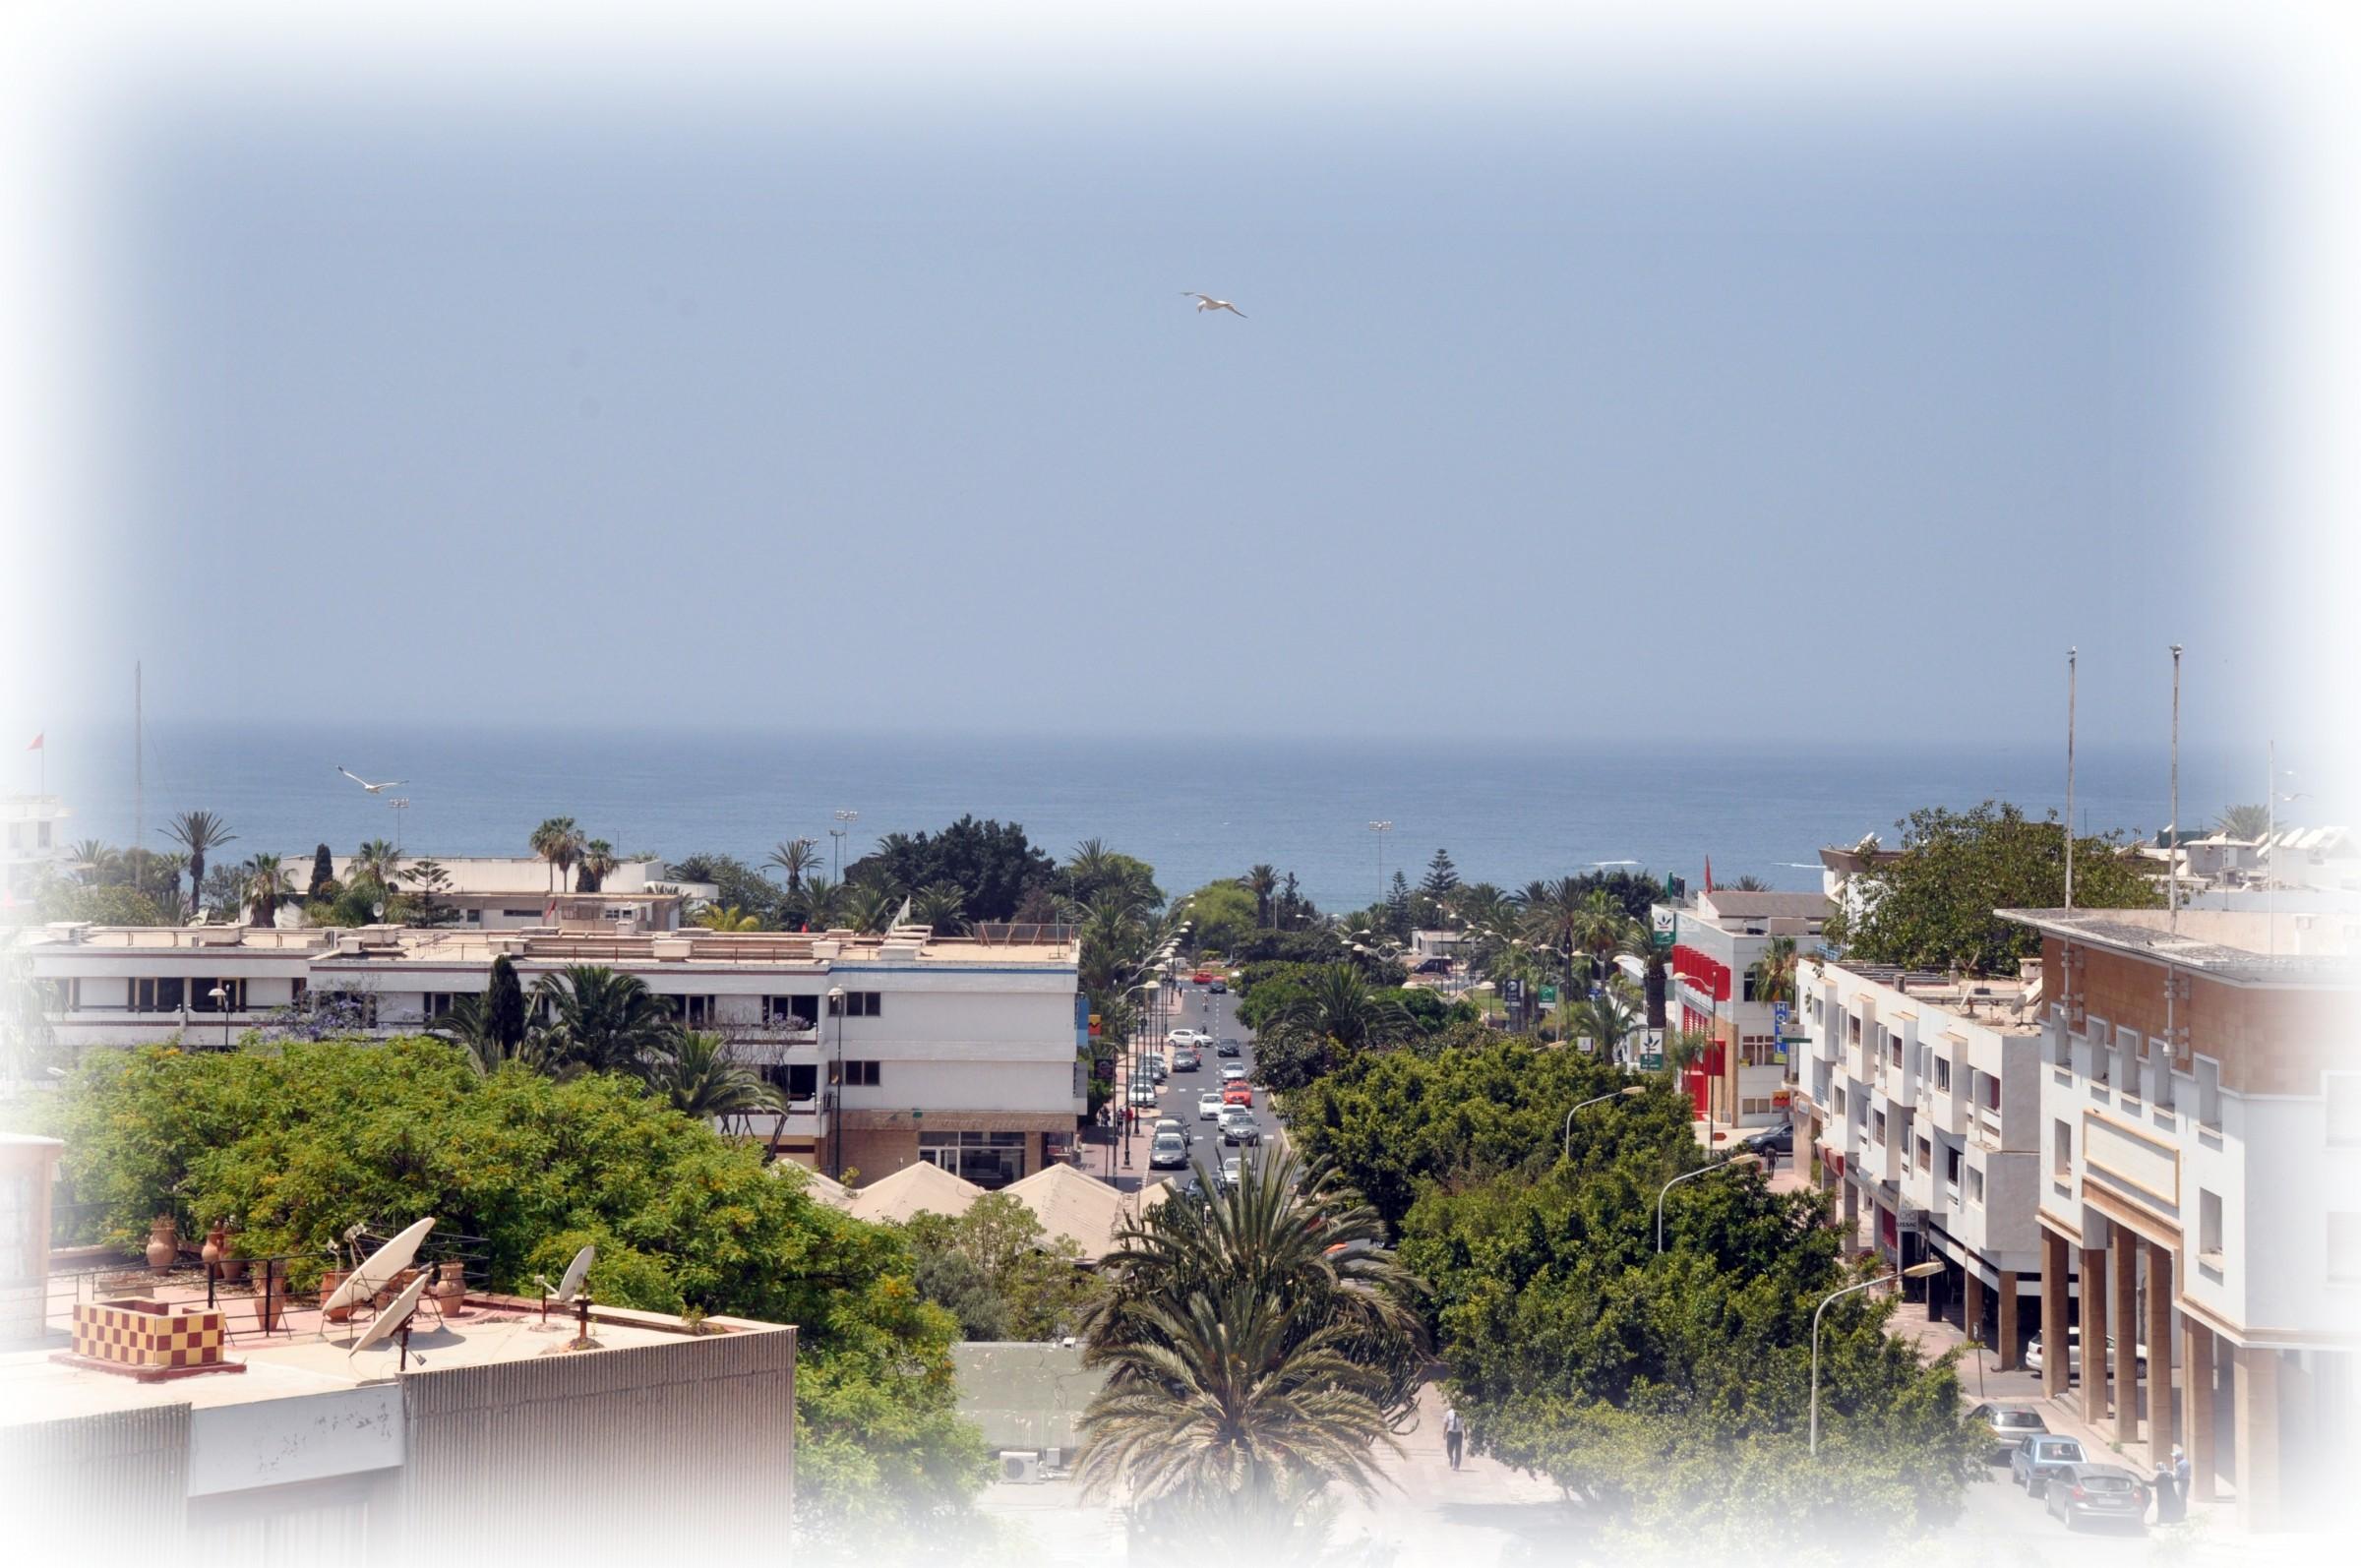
1816, 959, 2046, 1033
9, 923, 1079, 968
1999, 906, 2361, 984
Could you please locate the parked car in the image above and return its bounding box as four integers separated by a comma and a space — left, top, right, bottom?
2043, 1463, 2149, 1530
1219, 1157, 1243, 1190
1223, 1082, 1255, 1108
1967, 1403, 2048, 1462
1744, 1123, 1794, 1156
1209, 980, 1228, 995
1127, 1081, 1159, 1108
1217, 1038, 1242, 1057
2011, 1434, 2089, 1498
1220, 1061, 1248, 1081
1154, 1115, 1192, 1146
1147, 1056, 1169, 1083
1167, 1028, 1207, 1048
1149, 1132, 1189, 1170
2026, 1330, 2147, 1376
1221, 1108, 1261, 1145
1197, 1091, 1225, 1119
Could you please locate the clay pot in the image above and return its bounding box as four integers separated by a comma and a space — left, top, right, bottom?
146, 1216, 178, 1272
429, 1259, 466, 1313
321, 1268, 352, 1323
219, 1219, 249, 1282
202, 1221, 227, 1274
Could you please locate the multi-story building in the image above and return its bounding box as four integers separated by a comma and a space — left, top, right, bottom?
7, 920, 1089, 1186
2, 793, 71, 911
2001, 904, 2360, 1530
285, 853, 696, 932
1658, 889, 1831, 1130
1788, 958, 2055, 1368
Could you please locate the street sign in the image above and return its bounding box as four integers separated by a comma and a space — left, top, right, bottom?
1576, 1036, 1595, 1055
1638, 1027, 1665, 1071
1772, 1000, 1789, 1064
1539, 985, 1558, 1006
1651, 908, 1676, 951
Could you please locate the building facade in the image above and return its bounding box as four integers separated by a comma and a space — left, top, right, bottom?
2003, 905, 2360, 1531
1658, 890, 1831, 1130
2, 793, 71, 910
8, 920, 1089, 1187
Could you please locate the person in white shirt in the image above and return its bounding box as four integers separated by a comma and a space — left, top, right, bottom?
1443, 1403, 1464, 1470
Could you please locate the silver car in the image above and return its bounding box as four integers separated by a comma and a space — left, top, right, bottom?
1149, 1132, 1188, 1170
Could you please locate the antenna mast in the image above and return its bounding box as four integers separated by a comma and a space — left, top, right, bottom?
134, 661, 144, 867
2065, 647, 2077, 913
2168, 643, 2182, 934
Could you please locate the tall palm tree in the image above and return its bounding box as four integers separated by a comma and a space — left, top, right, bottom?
648, 1032, 781, 1126
1754, 935, 1799, 1007
695, 904, 765, 932
1516, 876, 1589, 1012
575, 838, 618, 892
2216, 803, 2271, 841
531, 965, 680, 1077
1571, 991, 1640, 1060
1078, 1154, 1421, 1542
242, 854, 291, 926
163, 811, 236, 902
349, 838, 404, 890
839, 883, 898, 935
909, 881, 969, 935
68, 839, 119, 885
786, 874, 841, 931
528, 816, 578, 892
763, 837, 820, 891
1728, 874, 1772, 892
1243, 865, 1279, 929
1264, 965, 1414, 1055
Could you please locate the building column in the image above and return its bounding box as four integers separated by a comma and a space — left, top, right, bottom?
2112, 1240, 2141, 1443
2234, 1344, 2280, 1532
1997, 1270, 2022, 1371
1842, 1175, 1858, 1236
2042, 1234, 2072, 1400
1964, 1270, 1987, 1349
2183, 1318, 2216, 1503
2146, 1240, 2176, 1462
2081, 1244, 2110, 1423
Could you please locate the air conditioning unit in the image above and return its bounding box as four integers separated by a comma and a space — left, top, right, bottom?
999, 1450, 1044, 1484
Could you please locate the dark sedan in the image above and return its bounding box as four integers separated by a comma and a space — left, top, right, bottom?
2043, 1463, 2149, 1531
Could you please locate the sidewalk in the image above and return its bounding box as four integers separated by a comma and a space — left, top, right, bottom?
1334, 1380, 1569, 1556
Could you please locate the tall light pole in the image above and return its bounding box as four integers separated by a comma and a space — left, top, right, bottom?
389, 798, 411, 855
1563, 1086, 1646, 1159
1811, 1261, 1945, 1455
825, 986, 847, 1178
2064, 647, 2077, 913
1367, 820, 1394, 907
830, 810, 859, 879
2168, 643, 2182, 934
1657, 1153, 1761, 1253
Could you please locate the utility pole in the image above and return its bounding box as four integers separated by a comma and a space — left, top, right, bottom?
2065, 647, 2077, 913
134, 660, 144, 869
2169, 644, 2182, 935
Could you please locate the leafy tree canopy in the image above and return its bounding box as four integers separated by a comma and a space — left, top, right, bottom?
902, 1192, 1104, 1342
844, 816, 1059, 923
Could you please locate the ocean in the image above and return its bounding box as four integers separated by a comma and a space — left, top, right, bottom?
28, 726, 2250, 914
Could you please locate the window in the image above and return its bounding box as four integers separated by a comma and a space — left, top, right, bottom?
188, 978, 246, 1012
1740, 1096, 1772, 1116
1984, 1071, 2001, 1112
1742, 967, 1760, 1002
1739, 1033, 1781, 1066
1833, 1086, 1846, 1116
829, 991, 881, 1018
761, 1063, 818, 1100
463, 909, 483, 924
919, 1130, 1027, 1187
422, 993, 457, 1019
501, 908, 543, 919
1967, 1167, 1985, 1205
1847, 1013, 1861, 1046
132, 977, 187, 1013
833, 1059, 880, 1087
1889, 1033, 1903, 1067
1934, 1056, 1952, 1093
2197, 1057, 2222, 1131
1873, 1110, 1888, 1145
1945, 1145, 1963, 1186
2200, 1188, 2224, 1265
40, 977, 81, 1012
666, 995, 717, 1027
2053, 1117, 2073, 1176
1915, 1137, 1931, 1173
766, 995, 822, 1028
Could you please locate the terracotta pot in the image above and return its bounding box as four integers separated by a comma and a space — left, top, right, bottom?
146, 1217, 177, 1272
202, 1221, 226, 1273
219, 1220, 249, 1282
321, 1268, 352, 1322
429, 1258, 466, 1312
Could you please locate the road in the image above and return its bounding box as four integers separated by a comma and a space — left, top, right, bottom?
1115, 979, 1286, 1194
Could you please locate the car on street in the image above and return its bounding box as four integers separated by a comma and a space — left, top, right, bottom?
1743, 1123, 1794, 1156
1197, 1091, 1225, 1119
2042, 1463, 2149, 1531
1148, 1131, 1188, 1169
1223, 1081, 1255, 1108
1217, 1038, 1242, 1057
2026, 1329, 2146, 1376
1209, 980, 1228, 994
1154, 1115, 1192, 1146
1220, 1108, 1261, 1145
1167, 1028, 1207, 1048
1219, 1157, 1243, 1189
1146, 1056, 1169, 1082
1127, 1081, 1159, 1108
1220, 1061, 1247, 1081
2010, 1434, 2089, 1498
1173, 1048, 1200, 1071
1967, 1403, 2048, 1462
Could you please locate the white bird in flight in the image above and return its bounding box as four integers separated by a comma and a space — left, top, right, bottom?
338, 767, 407, 795
1182, 292, 1246, 318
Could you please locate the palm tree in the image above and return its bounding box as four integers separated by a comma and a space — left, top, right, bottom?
647, 1032, 781, 1126
147, 851, 190, 900
1754, 935, 1799, 1007
1516, 876, 1590, 1012
763, 837, 820, 891
528, 816, 578, 892
1262, 965, 1414, 1058
67, 838, 119, 885
242, 854, 292, 927
575, 838, 618, 893
909, 881, 969, 935
1077, 1154, 1420, 1542
1728, 874, 1772, 892
163, 811, 236, 901
1571, 991, 1639, 1060
350, 838, 404, 890
531, 965, 680, 1077
695, 904, 765, 932
1243, 864, 1278, 929
2216, 803, 2271, 841
839, 883, 898, 935
786, 874, 841, 931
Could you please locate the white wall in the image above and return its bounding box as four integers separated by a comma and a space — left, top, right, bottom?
187, 1384, 402, 1498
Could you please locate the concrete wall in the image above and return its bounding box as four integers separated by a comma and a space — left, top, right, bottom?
4, 1403, 192, 1553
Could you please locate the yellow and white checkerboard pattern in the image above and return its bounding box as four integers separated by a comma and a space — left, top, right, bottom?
72, 1299, 227, 1368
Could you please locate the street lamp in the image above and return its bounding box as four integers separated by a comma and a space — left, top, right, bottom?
1656, 1152, 1762, 1253
1367, 820, 1394, 906
825, 986, 847, 1178
1562, 1085, 1647, 1159
208, 985, 230, 1050
830, 810, 859, 878
1810, 1261, 1946, 1455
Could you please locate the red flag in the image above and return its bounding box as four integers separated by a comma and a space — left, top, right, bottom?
1703, 856, 1714, 893
25, 733, 40, 751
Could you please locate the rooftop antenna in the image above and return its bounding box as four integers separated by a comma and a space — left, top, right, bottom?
324, 1217, 436, 1344
349, 1270, 431, 1370
533, 1244, 595, 1332
2169, 643, 2182, 934
2065, 647, 2077, 914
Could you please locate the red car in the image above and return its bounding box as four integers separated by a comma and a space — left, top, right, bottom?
1192, 970, 1214, 986
1222, 1081, 1254, 1108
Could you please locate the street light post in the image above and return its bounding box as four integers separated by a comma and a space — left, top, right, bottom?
1656, 1153, 1762, 1253
1367, 820, 1394, 907
1562, 1086, 1647, 1160
208, 985, 230, 1050
1810, 1261, 1946, 1455
830, 810, 859, 879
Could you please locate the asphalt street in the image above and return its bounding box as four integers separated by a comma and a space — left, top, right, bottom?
1118, 980, 1286, 1195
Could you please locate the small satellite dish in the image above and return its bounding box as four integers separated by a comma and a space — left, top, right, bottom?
555, 1244, 595, 1303
324, 1217, 436, 1319
351, 1270, 429, 1355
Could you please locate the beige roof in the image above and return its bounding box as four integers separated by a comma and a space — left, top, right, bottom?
780, 1164, 852, 1210
846, 1159, 983, 1224
1002, 1164, 1170, 1259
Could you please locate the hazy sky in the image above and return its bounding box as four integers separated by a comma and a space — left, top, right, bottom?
56, 60, 2255, 747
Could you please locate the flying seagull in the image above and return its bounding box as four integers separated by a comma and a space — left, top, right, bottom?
1182, 292, 1246, 318
338, 767, 407, 795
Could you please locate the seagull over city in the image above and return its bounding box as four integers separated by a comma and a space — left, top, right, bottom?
1181, 292, 1246, 318
337, 767, 407, 795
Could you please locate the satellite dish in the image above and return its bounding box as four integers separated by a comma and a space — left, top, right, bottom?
555, 1244, 595, 1303
351, 1270, 429, 1355
323, 1217, 436, 1318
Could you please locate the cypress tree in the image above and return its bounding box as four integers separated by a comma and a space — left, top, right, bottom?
486, 954, 527, 1049
311, 843, 336, 897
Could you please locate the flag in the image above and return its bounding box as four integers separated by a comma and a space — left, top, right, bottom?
1703, 856, 1714, 893
25, 733, 40, 751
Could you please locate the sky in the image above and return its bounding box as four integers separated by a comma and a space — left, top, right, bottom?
15, 10, 2284, 752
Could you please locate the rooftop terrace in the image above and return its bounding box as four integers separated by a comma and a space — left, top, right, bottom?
10, 921, 1079, 966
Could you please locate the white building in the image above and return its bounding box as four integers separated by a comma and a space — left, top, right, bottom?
7, 920, 1088, 1187
284, 853, 697, 932
2, 794, 72, 912
1658, 889, 1832, 1130
1787, 957, 2053, 1368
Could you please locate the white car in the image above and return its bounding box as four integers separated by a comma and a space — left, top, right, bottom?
1128, 1081, 1159, 1107
2026, 1330, 2147, 1376
1167, 1028, 1207, 1048
1219, 1157, 1243, 1189
1197, 1091, 1225, 1119
1220, 1062, 1247, 1082
1153, 1115, 1192, 1145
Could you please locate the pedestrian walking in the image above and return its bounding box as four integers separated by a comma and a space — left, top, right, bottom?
1443, 1404, 1464, 1471
2173, 1443, 2192, 1500
2151, 1458, 2184, 1525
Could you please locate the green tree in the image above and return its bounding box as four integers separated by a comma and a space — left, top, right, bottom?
1829, 800, 2159, 973
1250, 964, 1416, 1091
404, 858, 457, 927
309, 843, 335, 899
1243, 864, 1278, 929
647, 1031, 780, 1124
575, 838, 618, 892
350, 838, 404, 890
163, 811, 236, 904
242, 854, 291, 926
765, 837, 821, 891
2216, 803, 2270, 840
532, 964, 681, 1076
907, 881, 970, 935
696, 904, 766, 932
903, 1193, 1102, 1341
485, 954, 527, 1050
845, 816, 1061, 923
529, 815, 580, 892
